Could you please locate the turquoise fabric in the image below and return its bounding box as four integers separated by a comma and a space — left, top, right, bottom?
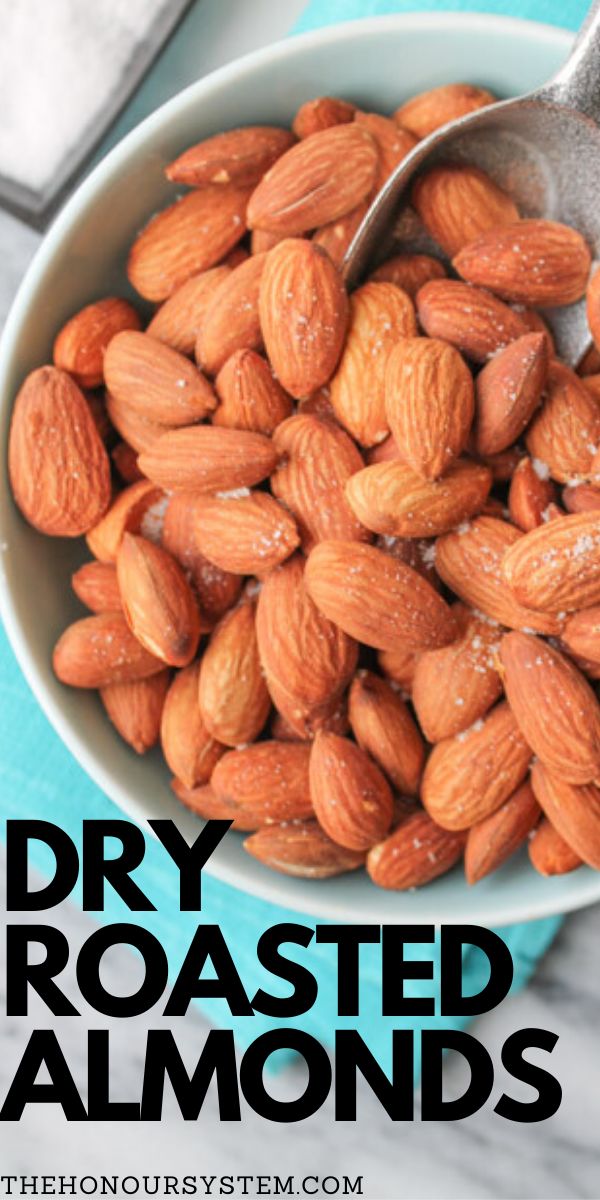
0, 0, 569, 1077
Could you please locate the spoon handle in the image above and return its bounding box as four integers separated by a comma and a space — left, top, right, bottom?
542, 0, 600, 119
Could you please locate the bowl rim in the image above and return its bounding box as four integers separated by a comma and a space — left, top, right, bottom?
3, 10, 597, 927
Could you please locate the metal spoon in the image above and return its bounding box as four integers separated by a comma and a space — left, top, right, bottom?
344, 0, 600, 365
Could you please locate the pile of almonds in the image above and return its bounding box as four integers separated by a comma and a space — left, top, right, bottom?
9, 82, 600, 891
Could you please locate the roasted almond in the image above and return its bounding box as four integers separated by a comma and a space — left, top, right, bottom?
345, 459, 492, 538
412, 164, 519, 257
71, 561, 122, 613
474, 332, 548, 456
464, 780, 540, 884
86, 480, 164, 563
171, 780, 263, 832
53, 297, 141, 388
100, 670, 170, 754
309, 731, 393, 850
502, 510, 600, 612
244, 820, 365, 878
195, 252, 267, 375
146, 266, 231, 355
104, 330, 216, 426
377, 643, 421, 691
453, 219, 591, 307
211, 742, 313, 822
528, 815, 583, 876
508, 456, 557, 532
561, 605, 600, 671
367, 810, 466, 890
412, 604, 503, 742
525, 359, 600, 484
105, 392, 169, 454
312, 201, 369, 270
190, 491, 299, 576
166, 125, 295, 187
348, 669, 424, 795
53, 612, 165, 687
394, 83, 495, 138
369, 253, 446, 297
531, 762, 600, 870
161, 491, 242, 625
385, 337, 474, 479
138, 426, 278, 492
112, 440, 145, 485
416, 280, 529, 363
292, 96, 356, 139
198, 601, 271, 747
214, 348, 292, 433
160, 661, 224, 788
354, 110, 417, 187
117, 533, 201, 667
562, 482, 600, 514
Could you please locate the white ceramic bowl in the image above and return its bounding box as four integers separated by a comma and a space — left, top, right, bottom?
1, 12, 598, 925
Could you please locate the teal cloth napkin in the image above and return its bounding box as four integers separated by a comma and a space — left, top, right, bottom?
0, 0, 572, 1075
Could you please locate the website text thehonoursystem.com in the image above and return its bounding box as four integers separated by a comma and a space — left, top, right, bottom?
0, 1175, 364, 1197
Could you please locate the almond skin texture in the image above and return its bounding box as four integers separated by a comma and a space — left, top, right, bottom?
100, 670, 171, 754
244, 821, 365, 879
256, 555, 358, 738
354, 110, 417, 188
191, 491, 299, 576
258, 239, 349, 398
71, 561, 122, 613
117, 533, 201, 667
528, 816, 583, 876
499, 631, 600, 785
305, 540, 457, 651
502, 511, 600, 613
198, 601, 271, 747
377, 644, 421, 691
196, 252, 267, 375
412, 605, 503, 742
214, 348, 292, 434
525, 360, 600, 484
138, 426, 278, 492
9, 367, 111, 537
211, 742, 313, 822
146, 266, 231, 355
453, 219, 591, 306
309, 732, 393, 851
345, 459, 492, 538
385, 337, 474, 479
474, 333, 548, 456
412, 164, 519, 257
369, 253, 446, 297
531, 762, 600, 870
562, 482, 600, 514
112, 440, 145, 485
312, 201, 370, 270
161, 492, 242, 625
348, 669, 424, 795
105, 392, 169, 455
247, 123, 378, 235
160, 661, 224, 789
104, 331, 216, 427
127, 186, 251, 302
508, 457, 557, 532
330, 282, 417, 446
292, 97, 356, 139
53, 297, 141, 388
435, 516, 563, 635
561, 605, 600, 671
367, 811, 466, 890
171, 780, 264, 832
421, 701, 532, 831
165, 125, 295, 187
464, 781, 540, 884
271, 413, 369, 549
86, 480, 164, 563
394, 83, 495, 138
417, 280, 529, 363
586, 266, 600, 351
53, 612, 165, 687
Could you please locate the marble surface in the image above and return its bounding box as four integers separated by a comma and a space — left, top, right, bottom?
0, 2, 599, 1197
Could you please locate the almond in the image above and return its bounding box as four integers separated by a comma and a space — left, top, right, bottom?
138, 426, 278, 492
104, 330, 216, 426
586, 266, 600, 351
369, 253, 446, 297
478, 445, 524, 483
190, 491, 299, 576
9, 367, 111, 537
195, 253, 267, 375
393, 83, 495, 138
464, 780, 540, 884
354, 110, 417, 187
160, 661, 224, 788
258, 239, 349, 398
377, 644, 421, 691
127, 185, 251, 301
112, 441, 145, 485
499, 631, 600, 784
71, 561, 122, 613
348, 669, 424, 794
292, 97, 356, 139
508, 456, 557, 532
528, 816, 583, 876
247, 123, 377, 235
214, 348, 292, 433
562, 482, 600, 514
412, 164, 519, 257
198, 601, 271, 747
146, 266, 231, 355
312, 201, 369, 270
561, 606, 600, 671
385, 337, 474, 478
421, 701, 532, 830
330, 281, 417, 446
367, 810, 466, 890
117, 533, 201, 667
345, 458, 491, 538
165, 125, 295, 187
416, 280, 529, 362
244, 820, 365, 878
474, 333, 548, 456
86, 480, 164, 563
412, 604, 503, 742
453, 219, 591, 307
53, 298, 141, 388
377, 533, 441, 588
578, 343, 600, 376
171, 780, 264, 832
100, 670, 170, 754
502, 511, 600, 612
515, 306, 556, 355
525, 360, 600, 484
161, 491, 242, 625
305, 540, 457, 651
105, 392, 169, 454
530, 762, 600, 869
309, 731, 393, 850
211, 742, 313, 822
53, 612, 165, 687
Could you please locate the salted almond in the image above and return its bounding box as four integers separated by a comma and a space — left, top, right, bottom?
345, 459, 491, 538
244, 821, 365, 878
146, 266, 231, 355
105, 392, 169, 454
312, 201, 369, 269
117, 533, 201, 667
258, 239, 348, 398
330, 281, 417, 446
435, 517, 563, 635
292, 97, 356, 139
212, 742, 313, 822
100, 670, 170, 754
166, 125, 295, 187
561, 606, 600, 672
502, 511, 600, 612
422, 702, 532, 830
309, 731, 393, 851
71, 561, 122, 613
9, 367, 111, 537
412, 164, 519, 257
377, 644, 421, 691
127, 185, 251, 302
247, 123, 377, 235
370, 253, 446, 297
367, 811, 465, 890
454, 219, 591, 307
192, 491, 299, 576
104, 330, 216, 426
86, 480, 164, 563
417, 280, 529, 362
348, 669, 424, 795
297, 386, 338, 421
394, 83, 495, 138
465, 780, 540, 884
478, 445, 524, 483
138, 426, 278, 492
53, 612, 165, 687
528, 816, 583, 876
171, 780, 263, 832
271, 413, 369, 549
385, 337, 474, 478
577, 342, 600, 376
160, 661, 224, 788
514, 306, 556, 355
198, 601, 271, 747
412, 604, 502, 742
525, 360, 600, 484
196, 252, 267, 375
305, 540, 457, 651
366, 433, 401, 465
474, 333, 548, 456
563, 482, 600, 514
586, 267, 600, 351
214, 348, 292, 433
508, 456, 557, 532
376, 533, 441, 590
355, 111, 417, 187
53, 297, 141, 388
161, 491, 242, 626
531, 762, 600, 870
499, 631, 600, 784
112, 441, 144, 484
